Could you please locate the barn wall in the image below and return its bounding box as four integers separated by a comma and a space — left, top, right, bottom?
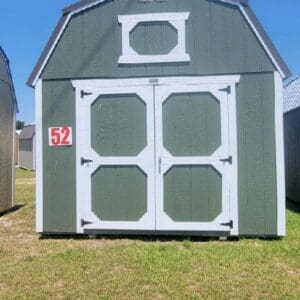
42, 0, 275, 80
0, 58, 14, 212
40, 0, 278, 234
42, 80, 76, 233
284, 108, 300, 203
42, 73, 277, 235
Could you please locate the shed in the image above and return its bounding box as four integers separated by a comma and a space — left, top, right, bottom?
15, 130, 21, 165
284, 75, 300, 204
19, 124, 36, 171
28, 0, 290, 237
0, 47, 18, 213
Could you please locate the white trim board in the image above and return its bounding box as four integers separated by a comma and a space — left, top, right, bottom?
29, 0, 288, 87
118, 12, 190, 64
274, 71, 286, 236
35, 79, 43, 233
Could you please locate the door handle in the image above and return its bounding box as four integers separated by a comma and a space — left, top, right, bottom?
158, 157, 162, 174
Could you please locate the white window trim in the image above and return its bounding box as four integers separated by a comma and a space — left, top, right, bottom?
118, 12, 190, 64
274, 71, 286, 236
35, 79, 43, 233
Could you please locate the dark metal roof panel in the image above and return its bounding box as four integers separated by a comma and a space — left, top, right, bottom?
0, 46, 19, 112
19, 124, 36, 140
27, 0, 291, 87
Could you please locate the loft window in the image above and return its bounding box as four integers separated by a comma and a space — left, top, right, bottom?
118, 12, 190, 64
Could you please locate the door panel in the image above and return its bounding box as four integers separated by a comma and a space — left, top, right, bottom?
163, 92, 221, 156
76, 84, 155, 231
155, 84, 231, 231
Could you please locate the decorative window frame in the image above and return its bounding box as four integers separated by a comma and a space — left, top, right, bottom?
118, 12, 190, 64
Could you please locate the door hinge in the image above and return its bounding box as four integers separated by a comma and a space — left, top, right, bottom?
81, 219, 93, 227
81, 157, 93, 165
81, 90, 93, 98
220, 220, 233, 229
220, 156, 232, 164
219, 86, 231, 94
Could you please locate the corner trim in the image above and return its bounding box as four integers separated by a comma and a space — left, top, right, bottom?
35, 79, 43, 233
274, 72, 286, 236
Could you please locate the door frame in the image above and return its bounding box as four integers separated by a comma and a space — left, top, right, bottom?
72, 75, 240, 235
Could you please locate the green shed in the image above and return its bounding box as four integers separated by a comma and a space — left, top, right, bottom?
28, 0, 290, 237
0, 47, 18, 213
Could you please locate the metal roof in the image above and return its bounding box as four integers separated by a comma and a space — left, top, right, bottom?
0, 46, 19, 112
19, 124, 35, 140
283, 75, 300, 114
27, 0, 291, 87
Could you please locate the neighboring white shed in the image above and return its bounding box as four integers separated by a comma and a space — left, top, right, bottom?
284, 75, 300, 204
19, 124, 36, 171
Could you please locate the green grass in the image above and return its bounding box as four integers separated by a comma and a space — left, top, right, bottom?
0, 169, 299, 299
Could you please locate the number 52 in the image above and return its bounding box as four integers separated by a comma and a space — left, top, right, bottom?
49, 127, 72, 146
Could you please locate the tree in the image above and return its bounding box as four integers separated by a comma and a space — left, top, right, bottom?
16, 120, 25, 130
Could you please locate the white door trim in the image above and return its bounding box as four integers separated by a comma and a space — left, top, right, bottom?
274, 71, 286, 236
35, 79, 43, 233
72, 75, 240, 234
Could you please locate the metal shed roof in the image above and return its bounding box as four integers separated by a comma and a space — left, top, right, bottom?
0, 46, 19, 112
19, 124, 35, 140
283, 75, 300, 114
27, 0, 291, 87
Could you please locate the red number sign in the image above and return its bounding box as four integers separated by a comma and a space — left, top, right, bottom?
49, 127, 72, 146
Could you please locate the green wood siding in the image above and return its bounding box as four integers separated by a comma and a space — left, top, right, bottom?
284, 109, 300, 203
91, 94, 147, 157
42, 80, 76, 232
0, 79, 14, 213
237, 73, 277, 236
40, 0, 279, 235
92, 166, 147, 221
164, 165, 222, 222
163, 92, 221, 157
42, 0, 275, 80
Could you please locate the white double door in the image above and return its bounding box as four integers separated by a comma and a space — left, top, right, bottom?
73, 76, 239, 234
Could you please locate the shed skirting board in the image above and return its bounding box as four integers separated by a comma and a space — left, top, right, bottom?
35, 79, 43, 232
274, 72, 286, 236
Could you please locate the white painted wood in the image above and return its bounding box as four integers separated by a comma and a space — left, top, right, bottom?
274, 71, 286, 236
228, 83, 239, 235
118, 12, 190, 64
11, 108, 16, 208
35, 79, 43, 233
72, 75, 241, 89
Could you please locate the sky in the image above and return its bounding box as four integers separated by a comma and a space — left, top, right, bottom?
0, 0, 299, 124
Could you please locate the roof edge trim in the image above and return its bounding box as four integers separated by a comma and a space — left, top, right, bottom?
27, 0, 291, 87
0, 47, 19, 112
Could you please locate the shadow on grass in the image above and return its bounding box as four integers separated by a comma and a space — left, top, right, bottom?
0, 204, 26, 217
39, 233, 240, 243
287, 199, 300, 213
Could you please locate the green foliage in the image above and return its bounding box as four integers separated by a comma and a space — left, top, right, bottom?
16, 120, 25, 130
0, 169, 299, 299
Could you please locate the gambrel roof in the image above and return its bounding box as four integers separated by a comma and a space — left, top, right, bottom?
27, 0, 291, 87
0, 46, 18, 112
283, 75, 300, 113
